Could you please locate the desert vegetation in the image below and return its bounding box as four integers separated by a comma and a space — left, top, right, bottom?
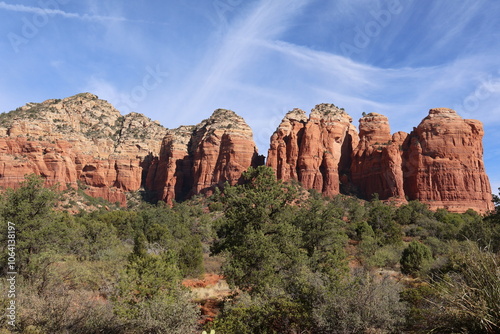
0, 169, 499, 333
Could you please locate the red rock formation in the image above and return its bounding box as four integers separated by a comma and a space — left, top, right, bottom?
0, 93, 167, 206
268, 106, 493, 213
268, 104, 358, 197
191, 109, 259, 195
146, 126, 194, 205
0, 136, 147, 205
402, 108, 493, 213
0, 137, 76, 189
351, 113, 407, 201
148, 109, 264, 204
0, 94, 263, 206
0, 93, 494, 213
266, 108, 308, 182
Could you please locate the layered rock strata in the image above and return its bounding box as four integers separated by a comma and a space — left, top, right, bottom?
146, 126, 195, 205
0, 94, 264, 206
146, 109, 264, 204
351, 113, 407, 201
0, 93, 167, 205
268, 107, 493, 213
402, 108, 493, 212
266, 108, 308, 182
0, 93, 493, 213
267, 104, 358, 197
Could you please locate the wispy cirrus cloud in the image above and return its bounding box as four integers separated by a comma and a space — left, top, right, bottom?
0, 1, 165, 24
165, 0, 313, 124
252, 39, 500, 133
263, 39, 499, 99
0, 1, 125, 21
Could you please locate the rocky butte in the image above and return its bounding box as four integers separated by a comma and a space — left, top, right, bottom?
146, 109, 264, 205
0, 93, 263, 206
268, 106, 493, 213
402, 108, 493, 213
0, 93, 494, 213
350, 112, 406, 202
267, 104, 358, 197
0, 93, 168, 205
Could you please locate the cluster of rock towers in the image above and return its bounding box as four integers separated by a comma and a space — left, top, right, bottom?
0, 94, 493, 213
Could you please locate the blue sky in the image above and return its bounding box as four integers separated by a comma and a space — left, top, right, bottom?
1, 0, 500, 193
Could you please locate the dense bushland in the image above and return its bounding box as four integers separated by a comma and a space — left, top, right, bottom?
0, 170, 499, 333
0, 175, 205, 333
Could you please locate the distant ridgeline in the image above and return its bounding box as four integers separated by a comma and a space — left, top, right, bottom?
0, 93, 493, 213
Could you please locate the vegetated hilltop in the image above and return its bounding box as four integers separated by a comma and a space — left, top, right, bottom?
0, 93, 493, 213
0, 93, 263, 208
0, 93, 167, 205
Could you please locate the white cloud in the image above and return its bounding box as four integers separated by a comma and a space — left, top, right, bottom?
0, 1, 125, 21
261, 40, 500, 112
0, 1, 166, 25
165, 0, 313, 123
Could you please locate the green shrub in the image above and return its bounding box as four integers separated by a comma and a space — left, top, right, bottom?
366, 244, 404, 268
400, 241, 433, 276
401, 284, 440, 332
212, 293, 311, 334
112, 235, 199, 332
312, 270, 407, 333
354, 221, 375, 241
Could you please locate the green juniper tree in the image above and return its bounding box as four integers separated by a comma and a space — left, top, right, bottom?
400, 241, 433, 276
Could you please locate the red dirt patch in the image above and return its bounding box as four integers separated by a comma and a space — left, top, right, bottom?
183, 273, 224, 289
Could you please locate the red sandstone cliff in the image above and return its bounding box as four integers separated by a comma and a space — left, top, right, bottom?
267, 106, 493, 213
0, 93, 167, 205
267, 104, 358, 197
147, 109, 264, 204
351, 113, 407, 201
266, 108, 308, 182
146, 126, 195, 206
0, 94, 493, 213
0, 95, 263, 206
402, 108, 493, 213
